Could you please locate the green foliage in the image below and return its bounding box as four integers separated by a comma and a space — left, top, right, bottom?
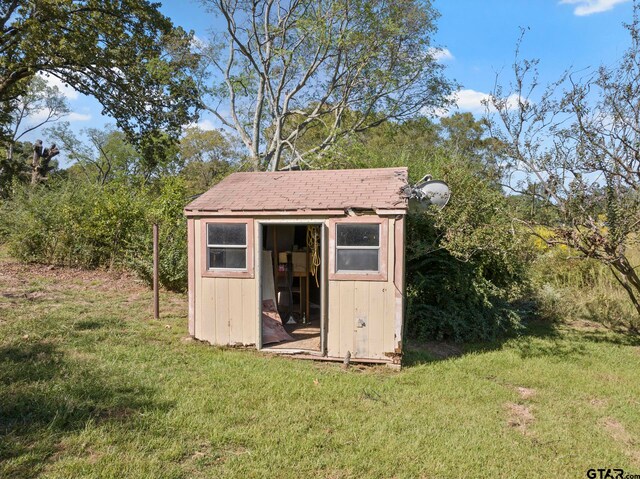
406, 261, 523, 342
125, 177, 189, 293
315, 116, 531, 341
178, 127, 239, 195
0, 0, 201, 146
404, 168, 530, 342
0, 180, 145, 268
0, 141, 31, 197
48, 124, 183, 185
0, 122, 246, 293
0, 177, 192, 292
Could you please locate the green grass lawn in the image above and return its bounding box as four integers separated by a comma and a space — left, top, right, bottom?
1, 260, 639, 479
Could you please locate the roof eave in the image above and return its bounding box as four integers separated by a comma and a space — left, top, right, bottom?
184, 206, 407, 217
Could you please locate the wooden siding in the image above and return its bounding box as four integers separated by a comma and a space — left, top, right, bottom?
326, 218, 397, 360
192, 216, 404, 361
193, 219, 257, 346
187, 218, 195, 336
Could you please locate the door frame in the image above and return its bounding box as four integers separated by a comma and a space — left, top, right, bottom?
255, 219, 327, 355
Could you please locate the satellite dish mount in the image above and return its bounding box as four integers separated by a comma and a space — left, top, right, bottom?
406, 174, 451, 210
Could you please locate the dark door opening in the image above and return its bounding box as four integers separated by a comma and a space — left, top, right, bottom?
260, 223, 323, 352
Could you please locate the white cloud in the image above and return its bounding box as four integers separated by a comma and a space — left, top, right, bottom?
439, 89, 525, 116
191, 34, 207, 51
185, 119, 219, 131
559, 0, 630, 16
428, 47, 454, 62
66, 112, 92, 122
453, 89, 492, 113
197, 119, 217, 130
36, 72, 79, 100
27, 110, 59, 124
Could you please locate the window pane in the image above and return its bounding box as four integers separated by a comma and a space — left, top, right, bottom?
209, 248, 246, 269
208, 223, 246, 245
336, 224, 379, 247
336, 249, 379, 271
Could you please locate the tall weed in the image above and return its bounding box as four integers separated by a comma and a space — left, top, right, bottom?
530, 246, 640, 332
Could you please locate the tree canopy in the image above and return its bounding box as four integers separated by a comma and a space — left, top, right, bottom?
0, 0, 201, 145
201, 0, 454, 171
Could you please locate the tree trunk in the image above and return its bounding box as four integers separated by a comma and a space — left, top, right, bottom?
609, 256, 640, 331
31, 148, 40, 185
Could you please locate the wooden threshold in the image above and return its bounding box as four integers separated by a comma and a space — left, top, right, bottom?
259, 348, 399, 367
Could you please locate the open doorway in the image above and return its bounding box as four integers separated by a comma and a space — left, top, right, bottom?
259, 223, 323, 353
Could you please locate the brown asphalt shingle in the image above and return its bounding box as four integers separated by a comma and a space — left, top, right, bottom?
185, 168, 409, 213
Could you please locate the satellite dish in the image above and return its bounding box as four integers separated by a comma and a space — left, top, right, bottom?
407, 174, 451, 210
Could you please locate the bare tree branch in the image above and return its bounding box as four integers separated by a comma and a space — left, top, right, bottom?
202, 0, 454, 170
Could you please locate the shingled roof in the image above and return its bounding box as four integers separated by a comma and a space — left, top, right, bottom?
184, 167, 408, 214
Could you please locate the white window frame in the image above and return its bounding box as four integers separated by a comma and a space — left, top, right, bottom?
206, 223, 248, 271
200, 219, 254, 279
328, 217, 388, 282
335, 223, 381, 273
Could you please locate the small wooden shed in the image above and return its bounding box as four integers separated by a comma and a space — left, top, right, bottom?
184, 167, 408, 367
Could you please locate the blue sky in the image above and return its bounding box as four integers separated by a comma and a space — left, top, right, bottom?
435, 0, 633, 114
31, 0, 635, 147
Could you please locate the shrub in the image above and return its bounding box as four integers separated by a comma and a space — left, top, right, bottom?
0, 180, 145, 268
0, 177, 189, 292
124, 177, 188, 293
405, 209, 528, 342
401, 157, 532, 342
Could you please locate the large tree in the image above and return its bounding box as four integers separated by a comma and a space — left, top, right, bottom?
201, 0, 454, 171
489, 15, 640, 326
0, 0, 201, 146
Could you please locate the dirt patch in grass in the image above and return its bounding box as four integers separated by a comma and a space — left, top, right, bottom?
182, 442, 250, 473
216, 445, 250, 463
125, 292, 143, 303
2, 290, 50, 300
85, 447, 103, 465
566, 319, 607, 331
516, 387, 536, 400
66, 349, 95, 361
1, 289, 54, 313
589, 398, 607, 408
97, 407, 138, 422
601, 417, 640, 465
506, 402, 534, 434
602, 418, 635, 446
0, 261, 144, 293
596, 373, 623, 383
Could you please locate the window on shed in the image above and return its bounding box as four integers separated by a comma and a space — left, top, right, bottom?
335, 223, 380, 272
207, 223, 247, 270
